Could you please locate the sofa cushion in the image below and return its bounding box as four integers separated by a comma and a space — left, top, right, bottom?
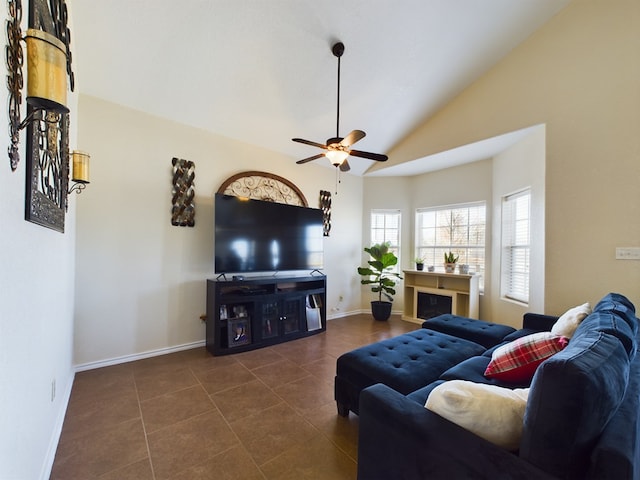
425, 380, 529, 450
422, 314, 516, 348
440, 355, 532, 389
593, 292, 638, 336
575, 293, 638, 358
520, 330, 630, 479
484, 332, 569, 383
551, 302, 592, 338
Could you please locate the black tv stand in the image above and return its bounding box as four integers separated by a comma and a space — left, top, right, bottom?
205, 275, 326, 356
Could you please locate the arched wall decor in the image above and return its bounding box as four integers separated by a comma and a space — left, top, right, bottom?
217, 171, 308, 207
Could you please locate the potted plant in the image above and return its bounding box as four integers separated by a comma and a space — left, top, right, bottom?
444, 251, 459, 273
358, 242, 403, 321
414, 256, 425, 271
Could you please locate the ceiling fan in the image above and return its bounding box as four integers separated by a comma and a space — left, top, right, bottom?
292, 42, 388, 172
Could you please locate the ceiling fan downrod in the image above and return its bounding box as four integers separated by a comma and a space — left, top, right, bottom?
333, 42, 344, 139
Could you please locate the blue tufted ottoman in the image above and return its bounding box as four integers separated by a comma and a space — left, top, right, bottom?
421, 314, 516, 348
334, 329, 486, 416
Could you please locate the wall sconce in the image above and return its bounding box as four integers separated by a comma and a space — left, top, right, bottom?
69, 150, 90, 194
6, 0, 75, 171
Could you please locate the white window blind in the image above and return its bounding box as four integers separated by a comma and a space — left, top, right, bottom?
501, 190, 531, 304
415, 202, 486, 285
371, 210, 401, 271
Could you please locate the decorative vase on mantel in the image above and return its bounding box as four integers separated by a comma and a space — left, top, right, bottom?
443, 251, 459, 274
444, 263, 456, 273
416, 263, 424, 271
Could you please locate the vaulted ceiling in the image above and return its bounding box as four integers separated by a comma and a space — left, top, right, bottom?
71, 0, 570, 175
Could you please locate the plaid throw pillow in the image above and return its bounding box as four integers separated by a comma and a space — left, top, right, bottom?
484, 332, 569, 383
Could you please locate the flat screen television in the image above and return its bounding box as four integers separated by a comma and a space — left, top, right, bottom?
214, 194, 324, 274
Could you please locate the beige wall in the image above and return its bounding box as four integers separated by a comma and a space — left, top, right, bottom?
490, 126, 546, 327
74, 95, 363, 366
0, 3, 79, 477
378, 0, 640, 314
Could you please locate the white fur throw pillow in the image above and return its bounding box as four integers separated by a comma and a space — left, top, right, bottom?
551, 302, 592, 338
425, 380, 529, 450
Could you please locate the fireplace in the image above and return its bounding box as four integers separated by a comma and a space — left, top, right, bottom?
417, 291, 453, 320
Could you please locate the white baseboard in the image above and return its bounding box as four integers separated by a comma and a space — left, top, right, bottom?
74, 340, 206, 372
40, 369, 75, 480
327, 309, 404, 320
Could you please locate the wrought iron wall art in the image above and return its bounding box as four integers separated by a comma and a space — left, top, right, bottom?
319, 190, 332, 236
7, 0, 24, 170
6, 0, 77, 232
217, 171, 308, 207
24, 107, 69, 232
171, 157, 195, 227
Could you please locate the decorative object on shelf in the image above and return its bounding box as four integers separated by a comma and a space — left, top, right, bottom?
444, 251, 459, 273
427, 265, 435, 272
415, 257, 425, 271
6, 0, 76, 171
227, 317, 251, 348
319, 190, 331, 236
358, 242, 403, 321
218, 171, 307, 206
171, 157, 195, 227
458, 264, 470, 274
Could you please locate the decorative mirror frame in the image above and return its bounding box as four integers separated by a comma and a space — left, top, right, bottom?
217, 171, 308, 207
24, 108, 69, 232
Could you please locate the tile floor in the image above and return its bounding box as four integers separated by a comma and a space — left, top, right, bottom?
51, 314, 417, 479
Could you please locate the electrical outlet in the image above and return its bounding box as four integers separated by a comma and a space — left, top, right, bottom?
616, 247, 640, 260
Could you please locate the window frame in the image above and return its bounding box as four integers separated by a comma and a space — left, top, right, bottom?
370, 209, 401, 272
415, 202, 486, 286
500, 189, 531, 305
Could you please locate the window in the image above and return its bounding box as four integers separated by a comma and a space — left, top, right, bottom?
415, 203, 486, 284
370, 210, 401, 270
501, 190, 531, 304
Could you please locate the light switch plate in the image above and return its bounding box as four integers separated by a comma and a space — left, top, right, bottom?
616, 247, 640, 260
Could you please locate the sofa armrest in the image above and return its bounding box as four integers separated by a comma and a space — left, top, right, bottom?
358, 383, 557, 480
522, 312, 558, 332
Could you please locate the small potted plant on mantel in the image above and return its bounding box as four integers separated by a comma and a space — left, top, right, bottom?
414, 256, 425, 271
358, 242, 403, 321
444, 251, 459, 273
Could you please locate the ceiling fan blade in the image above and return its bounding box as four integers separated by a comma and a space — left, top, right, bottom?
349, 149, 389, 162
292, 138, 328, 149
339, 160, 351, 172
340, 130, 366, 147
296, 153, 326, 165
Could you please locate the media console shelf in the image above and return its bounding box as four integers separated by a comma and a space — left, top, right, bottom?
402, 270, 480, 324
206, 275, 326, 355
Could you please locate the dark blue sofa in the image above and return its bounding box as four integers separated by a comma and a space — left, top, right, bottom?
356, 293, 640, 479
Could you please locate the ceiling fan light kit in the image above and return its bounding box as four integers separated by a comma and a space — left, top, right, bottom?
292, 42, 388, 174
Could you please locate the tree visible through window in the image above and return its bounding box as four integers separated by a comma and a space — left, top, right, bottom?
415, 203, 486, 285
371, 210, 401, 271
501, 190, 531, 304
